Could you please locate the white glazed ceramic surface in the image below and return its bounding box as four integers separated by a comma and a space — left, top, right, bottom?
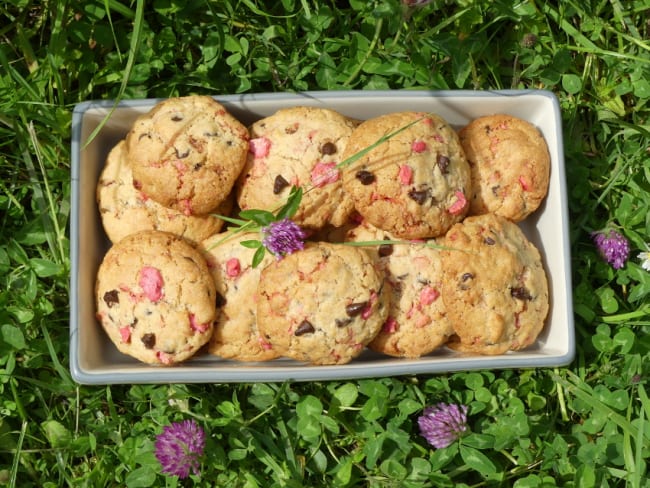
70, 90, 574, 384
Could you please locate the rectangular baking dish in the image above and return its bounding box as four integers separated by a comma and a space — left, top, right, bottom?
70, 90, 574, 384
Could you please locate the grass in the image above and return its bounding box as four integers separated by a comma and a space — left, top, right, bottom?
1, 0, 649, 486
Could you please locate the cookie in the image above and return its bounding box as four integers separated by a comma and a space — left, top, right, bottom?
440, 213, 549, 355
200, 231, 279, 362
126, 96, 249, 215
256, 242, 388, 365
97, 140, 232, 245
345, 222, 453, 358
458, 114, 550, 222
341, 111, 471, 239
236, 106, 358, 229
95, 230, 216, 365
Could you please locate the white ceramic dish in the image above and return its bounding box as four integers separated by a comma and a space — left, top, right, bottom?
70, 90, 574, 384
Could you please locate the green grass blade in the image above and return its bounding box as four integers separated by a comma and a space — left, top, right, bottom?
82, 0, 145, 149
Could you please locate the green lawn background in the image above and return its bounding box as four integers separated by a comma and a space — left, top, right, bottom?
1, 1, 650, 486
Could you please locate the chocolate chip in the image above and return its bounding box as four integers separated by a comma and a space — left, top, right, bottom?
103, 290, 119, 308
320, 142, 337, 155
141, 333, 156, 349
171, 114, 183, 122
273, 175, 290, 194
175, 147, 190, 159
355, 170, 375, 185
295, 320, 315, 336
346, 301, 368, 317
491, 185, 500, 196
378, 244, 394, 257
215, 292, 227, 308
460, 272, 474, 290
204, 131, 219, 137
484, 237, 495, 245
511, 287, 533, 301
408, 188, 429, 205
437, 154, 450, 174
285, 124, 298, 134
193, 163, 202, 171
335, 318, 352, 328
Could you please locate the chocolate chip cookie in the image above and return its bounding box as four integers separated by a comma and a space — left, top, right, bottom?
459, 114, 550, 222
95, 230, 216, 364
441, 213, 549, 355
256, 242, 388, 365
126, 96, 249, 215
341, 111, 471, 239
97, 140, 231, 245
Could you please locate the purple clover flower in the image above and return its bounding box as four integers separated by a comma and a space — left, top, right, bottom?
592, 229, 630, 270
418, 403, 469, 448
155, 419, 205, 479
262, 218, 307, 259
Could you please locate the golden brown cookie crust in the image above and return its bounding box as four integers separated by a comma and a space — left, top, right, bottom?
341, 111, 471, 239
200, 231, 279, 362
97, 140, 231, 245
459, 114, 550, 222
345, 222, 453, 358
236, 106, 358, 229
95, 230, 216, 364
256, 242, 389, 365
440, 213, 549, 355
126, 96, 249, 215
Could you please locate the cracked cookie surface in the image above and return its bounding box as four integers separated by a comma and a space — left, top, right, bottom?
95, 230, 216, 364
459, 114, 550, 222
236, 106, 358, 229
97, 140, 231, 245
126, 96, 249, 215
256, 242, 388, 365
200, 231, 279, 362
341, 111, 471, 239
345, 222, 453, 358
440, 213, 549, 355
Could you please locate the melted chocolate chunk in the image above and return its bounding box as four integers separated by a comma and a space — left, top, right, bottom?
320, 142, 337, 155
295, 320, 315, 336
215, 292, 227, 308
103, 290, 119, 308
346, 301, 368, 317
378, 243, 394, 257
141, 333, 156, 349
408, 188, 429, 205
511, 287, 533, 301
460, 272, 474, 290
175, 147, 190, 159
335, 318, 352, 328
355, 170, 376, 185
273, 175, 290, 194
437, 154, 450, 174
